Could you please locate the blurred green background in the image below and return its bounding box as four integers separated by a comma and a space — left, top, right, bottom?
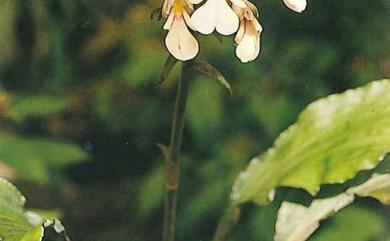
0, 0, 389, 240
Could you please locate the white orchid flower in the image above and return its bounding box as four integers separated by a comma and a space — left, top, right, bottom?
191, 0, 239, 35
162, 0, 199, 61
232, 0, 263, 63
283, 0, 307, 13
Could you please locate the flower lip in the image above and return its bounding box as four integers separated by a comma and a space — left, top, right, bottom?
173, 2, 185, 13
163, 0, 199, 61
232, 1, 263, 63
191, 0, 239, 35
283, 0, 307, 13
235, 17, 262, 62
188, 0, 204, 4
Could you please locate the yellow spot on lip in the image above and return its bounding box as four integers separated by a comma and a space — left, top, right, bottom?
173, 2, 185, 13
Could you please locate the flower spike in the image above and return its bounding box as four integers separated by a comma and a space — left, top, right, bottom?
160, 0, 306, 62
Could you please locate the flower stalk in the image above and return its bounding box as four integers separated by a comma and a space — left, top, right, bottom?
162, 61, 193, 241
212, 205, 241, 241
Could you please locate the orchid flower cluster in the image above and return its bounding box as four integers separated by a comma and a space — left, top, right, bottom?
162, 0, 307, 63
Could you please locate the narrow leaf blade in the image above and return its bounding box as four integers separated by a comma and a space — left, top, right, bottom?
150, 7, 162, 21
193, 60, 233, 96
160, 55, 178, 83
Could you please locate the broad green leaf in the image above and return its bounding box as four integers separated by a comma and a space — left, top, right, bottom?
274, 174, 390, 241
231, 79, 390, 205
0, 178, 38, 241
0, 0, 17, 63
19, 225, 44, 241
0, 211, 34, 241
25, 210, 61, 227
0, 180, 31, 241
0, 178, 66, 241
27, 210, 62, 222
347, 173, 390, 204
5, 95, 67, 122
0, 178, 25, 211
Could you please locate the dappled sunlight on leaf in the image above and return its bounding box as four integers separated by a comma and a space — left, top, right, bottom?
0, 178, 67, 241
232, 79, 390, 205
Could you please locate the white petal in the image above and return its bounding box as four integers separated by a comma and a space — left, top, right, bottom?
189, 0, 204, 4
234, 20, 245, 44
191, 0, 217, 34
236, 34, 259, 62
183, 11, 196, 31
191, 0, 239, 35
231, 0, 258, 17
230, 0, 247, 8
235, 20, 261, 63
253, 18, 263, 32
165, 15, 199, 61
215, 0, 239, 35
162, 0, 174, 16
283, 0, 307, 13
163, 11, 175, 30
246, 1, 259, 17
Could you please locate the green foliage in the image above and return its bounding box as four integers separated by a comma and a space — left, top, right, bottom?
0, 178, 68, 241
0, 133, 88, 184
187, 78, 224, 146
28, 139, 89, 168
0, 176, 25, 211
0, 91, 88, 184
232, 79, 390, 205
0, 178, 45, 241
138, 165, 164, 217
5, 95, 67, 122
20, 226, 44, 241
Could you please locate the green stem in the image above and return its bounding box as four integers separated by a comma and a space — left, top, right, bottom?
212, 205, 241, 241
162, 61, 192, 241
